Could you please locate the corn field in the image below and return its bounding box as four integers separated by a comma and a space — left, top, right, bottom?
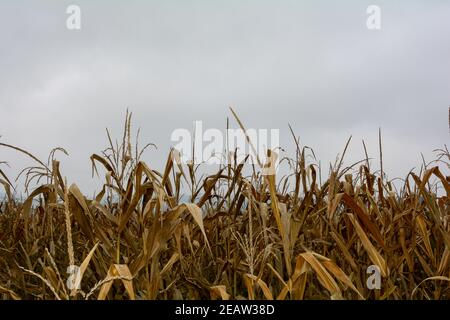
1, 111, 449, 300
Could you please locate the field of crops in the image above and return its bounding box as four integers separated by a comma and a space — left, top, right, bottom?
1, 112, 449, 300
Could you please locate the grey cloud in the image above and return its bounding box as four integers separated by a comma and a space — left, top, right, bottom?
0, 0, 449, 193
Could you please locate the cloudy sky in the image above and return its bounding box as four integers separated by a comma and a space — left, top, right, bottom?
0, 0, 449, 195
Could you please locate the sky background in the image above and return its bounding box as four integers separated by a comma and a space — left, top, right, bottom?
0, 0, 449, 195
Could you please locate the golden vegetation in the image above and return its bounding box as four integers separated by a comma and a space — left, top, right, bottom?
0, 111, 449, 300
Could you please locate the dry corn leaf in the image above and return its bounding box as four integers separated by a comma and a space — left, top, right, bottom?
210, 285, 230, 300
244, 273, 274, 300
300, 252, 342, 299
98, 264, 135, 300
347, 213, 388, 277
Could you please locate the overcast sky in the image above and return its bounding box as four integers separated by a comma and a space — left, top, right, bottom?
0, 1, 449, 195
